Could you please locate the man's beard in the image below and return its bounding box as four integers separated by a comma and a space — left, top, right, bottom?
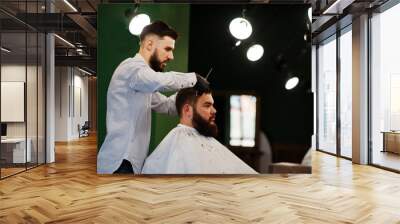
149, 50, 164, 72
192, 109, 218, 138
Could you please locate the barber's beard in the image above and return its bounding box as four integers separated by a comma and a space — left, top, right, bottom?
192, 109, 218, 138
149, 50, 164, 72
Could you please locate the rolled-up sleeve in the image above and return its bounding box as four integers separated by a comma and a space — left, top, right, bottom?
129, 65, 196, 93
151, 92, 177, 115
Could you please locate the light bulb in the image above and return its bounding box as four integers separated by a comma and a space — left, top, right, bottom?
129, 14, 151, 36
285, 77, 299, 90
229, 17, 252, 40
246, 44, 264, 62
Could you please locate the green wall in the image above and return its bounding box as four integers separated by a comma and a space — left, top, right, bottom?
97, 4, 190, 152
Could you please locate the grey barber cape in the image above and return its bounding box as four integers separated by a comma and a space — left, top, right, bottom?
142, 124, 258, 174
97, 54, 196, 174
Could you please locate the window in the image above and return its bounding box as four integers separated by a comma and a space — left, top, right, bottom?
370, 2, 400, 171
317, 35, 337, 154
0, 1, 47, 179
229, 95, 257, 147
339, 27, 352, 158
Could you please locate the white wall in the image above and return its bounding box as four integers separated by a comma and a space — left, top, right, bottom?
73, 72, 89, 137
55, 67, 89, 141
1, 64, 41, 137
1, 65, 26, 139
1, 63, 46, 164
55, 66, 69, 141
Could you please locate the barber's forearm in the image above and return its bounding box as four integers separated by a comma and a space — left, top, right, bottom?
130, 67, 196, 93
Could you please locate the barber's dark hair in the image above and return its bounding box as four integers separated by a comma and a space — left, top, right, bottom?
175, 88, 212, 117
139, 20, 178, 41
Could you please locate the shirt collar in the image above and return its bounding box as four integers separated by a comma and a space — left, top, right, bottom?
134, 53, 146, 62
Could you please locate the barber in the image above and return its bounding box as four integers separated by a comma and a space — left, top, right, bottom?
97, 21, 209, 174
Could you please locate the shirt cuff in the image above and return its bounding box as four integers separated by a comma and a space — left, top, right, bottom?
187, 72, 197, 88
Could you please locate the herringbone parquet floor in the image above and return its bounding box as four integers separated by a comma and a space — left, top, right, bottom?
1, 135, 400, 223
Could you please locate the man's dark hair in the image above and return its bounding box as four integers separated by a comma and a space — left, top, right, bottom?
139, 20, 178, 41
175, 88, 211, 117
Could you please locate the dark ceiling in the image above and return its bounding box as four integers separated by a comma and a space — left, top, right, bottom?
0, 0, 391, 75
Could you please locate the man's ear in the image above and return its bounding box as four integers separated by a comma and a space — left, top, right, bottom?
183, 104, 193, 119
145, 39, 154, 52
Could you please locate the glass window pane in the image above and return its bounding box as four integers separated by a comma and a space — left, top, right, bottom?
230, 95, 257, 147
27, 30, 38, 169
340, 28, 352, 158
26, 0, 39, 169
1, 31, 28, 177
240, 95, 256, 147
318, 36, 337, 154
38, 32, 45, 165
1, 1, 46, 179
371, 3, 400, 171
230, 96, 241, 146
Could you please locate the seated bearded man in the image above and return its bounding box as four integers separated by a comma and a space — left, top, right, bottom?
141, 87, 258, 174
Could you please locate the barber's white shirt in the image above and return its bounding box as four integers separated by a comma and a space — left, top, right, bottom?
142, 124, 258, 174
97, 54, 196, 174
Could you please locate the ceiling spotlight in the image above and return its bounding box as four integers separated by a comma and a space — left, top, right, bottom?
54, 34, 75, 48
246, 44, 264, 62
229, 17, 252, 40
76, 49, 84, 55
235, 41, 241, 46
78, 67, 93, 76
323, 0, 348, 14
304, 34, 307, 41
129, 13, 151, 36
1, 47, 11, 53
285, 77, 299, 90
308, 7, 312, 22
63, 0, 78, 12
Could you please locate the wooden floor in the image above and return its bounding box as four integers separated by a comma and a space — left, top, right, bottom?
372, 150, 400, 171
1, 163, 45, 178
1, 167, 26, 178
1, 135, 400, 223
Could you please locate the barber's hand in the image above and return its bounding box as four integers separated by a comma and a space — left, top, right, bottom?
194, 74, 210, 91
